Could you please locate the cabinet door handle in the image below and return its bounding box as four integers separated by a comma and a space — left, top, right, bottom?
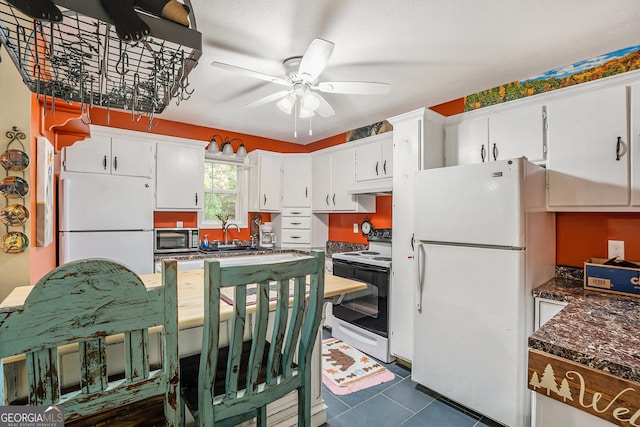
480, 144, 486, 162
375, 161, 379, 176
195, 193, 198, 206
383, 160, 387, 175
332, 194, 336, 205
616, 136, 622, 161
325, 195, 329, 206
305, 187, 308, 198
492, 143, 498, 161
263, 194, 267, 206
103, 155, 108, 170
411, 233, 414, 250
113, 156, 118, 170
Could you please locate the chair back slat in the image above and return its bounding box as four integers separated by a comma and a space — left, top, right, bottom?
125, 329, 150, 381
80, 338, 107, 394
282, 276, 306, 377
0, 259, 180, 425
186, 251, 324, 427
247, 281, 269, 392
225, 286, 247, 398
27, 348, 60, 405
266, 279, 289, 384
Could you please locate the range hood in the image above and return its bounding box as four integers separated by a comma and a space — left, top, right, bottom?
347, 178, 393, 195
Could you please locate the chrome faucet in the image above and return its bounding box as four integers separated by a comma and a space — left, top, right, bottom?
223, 223, 241, 244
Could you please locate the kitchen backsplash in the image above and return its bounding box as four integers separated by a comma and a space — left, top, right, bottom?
555, 265, 583, 282
326, 241, 367, 256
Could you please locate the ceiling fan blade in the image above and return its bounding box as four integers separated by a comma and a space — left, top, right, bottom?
315, 81, 391, 95
314, 93, 335, 118
211, 61, 290, 86
298, 38, 335, 81
245, 90, 292, 107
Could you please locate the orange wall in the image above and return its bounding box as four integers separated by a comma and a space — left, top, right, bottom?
328, 196, 392, 244
557, 213, 640, 267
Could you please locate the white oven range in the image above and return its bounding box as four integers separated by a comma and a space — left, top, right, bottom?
330, 228, 394, 363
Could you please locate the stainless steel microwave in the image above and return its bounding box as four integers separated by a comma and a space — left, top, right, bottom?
154, 228, 200, 253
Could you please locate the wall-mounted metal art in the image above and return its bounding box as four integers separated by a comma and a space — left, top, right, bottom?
0, 0, 202, 130
1, 126, 29, 254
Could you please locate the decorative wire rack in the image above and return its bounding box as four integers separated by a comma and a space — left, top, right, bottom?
0, 0, 201, 128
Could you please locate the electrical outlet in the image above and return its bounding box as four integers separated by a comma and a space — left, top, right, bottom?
608, 240, 625, 260
353, 223, 359, 233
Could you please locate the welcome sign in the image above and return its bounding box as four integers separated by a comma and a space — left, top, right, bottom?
528, 349, 640, 426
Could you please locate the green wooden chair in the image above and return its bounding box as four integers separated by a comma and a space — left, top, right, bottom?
0, 258, 180, 426
179, 250, 325, 427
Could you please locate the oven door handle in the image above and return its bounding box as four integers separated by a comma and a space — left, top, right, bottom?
415, 242, 425, 312
332, 259, 390, 273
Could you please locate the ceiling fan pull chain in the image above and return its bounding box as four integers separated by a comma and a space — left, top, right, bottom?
294, 98, 298, 138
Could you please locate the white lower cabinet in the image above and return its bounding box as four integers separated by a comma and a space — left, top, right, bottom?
271, 208, 327, 250
533, 394, 615, 427
534, 297, 567, 330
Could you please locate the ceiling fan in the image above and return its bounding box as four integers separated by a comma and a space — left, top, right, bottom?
211, 38, 391, 122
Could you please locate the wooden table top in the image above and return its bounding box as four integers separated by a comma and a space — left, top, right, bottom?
1, 271, 366, 330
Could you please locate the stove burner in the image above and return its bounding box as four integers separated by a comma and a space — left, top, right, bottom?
361, 251, 380, 255
374, 257, 392, 261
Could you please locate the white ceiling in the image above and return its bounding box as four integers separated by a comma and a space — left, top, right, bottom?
157, 0, 640, 144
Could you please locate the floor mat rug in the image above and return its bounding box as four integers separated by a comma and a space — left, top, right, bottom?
321, 338, 395, 395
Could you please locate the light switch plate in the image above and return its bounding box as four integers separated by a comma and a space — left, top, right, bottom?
608, 240, 624, 259
177, 221, 184, 228
353, 223, 358, 233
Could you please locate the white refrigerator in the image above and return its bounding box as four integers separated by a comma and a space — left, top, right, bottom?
59, 172, 154, 275
412, 158, 555, 427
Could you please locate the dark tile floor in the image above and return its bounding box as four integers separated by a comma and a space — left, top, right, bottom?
321, 330, 503, 427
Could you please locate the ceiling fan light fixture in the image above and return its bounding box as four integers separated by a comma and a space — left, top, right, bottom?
300, 91, 320, 112
277, 93, 296, 114
298, 107, 315, 118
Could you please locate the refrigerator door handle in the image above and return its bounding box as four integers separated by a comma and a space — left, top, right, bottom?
415, 242, 425, 312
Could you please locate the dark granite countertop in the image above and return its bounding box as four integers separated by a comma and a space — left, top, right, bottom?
529, 274, 640, 382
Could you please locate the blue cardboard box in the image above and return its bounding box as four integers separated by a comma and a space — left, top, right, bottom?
584, 258, 640, 297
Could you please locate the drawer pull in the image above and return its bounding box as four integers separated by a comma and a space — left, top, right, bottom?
291, 211, 302, 215
291, 236, 301, 239
291, 222, 302, 225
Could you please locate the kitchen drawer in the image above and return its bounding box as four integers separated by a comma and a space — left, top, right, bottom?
281, 216, 311, 228
281, 207, 311, 216
281, 229, 311, 244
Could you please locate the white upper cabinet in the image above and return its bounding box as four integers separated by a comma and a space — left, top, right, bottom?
282, 156, 311, 207
63, 131, 154, 178
446, 104, 546, 166
312, 153, 332, 210
489, 105, 546, 163
547, 84, 629, 209
248, 151, 282, 212
155, 141, 205, 210
311, 146, 375, 212
355, 134, 393, 181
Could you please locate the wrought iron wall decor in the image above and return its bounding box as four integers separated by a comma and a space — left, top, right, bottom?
0, 126, 29, 254
0, 0, 202, 130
